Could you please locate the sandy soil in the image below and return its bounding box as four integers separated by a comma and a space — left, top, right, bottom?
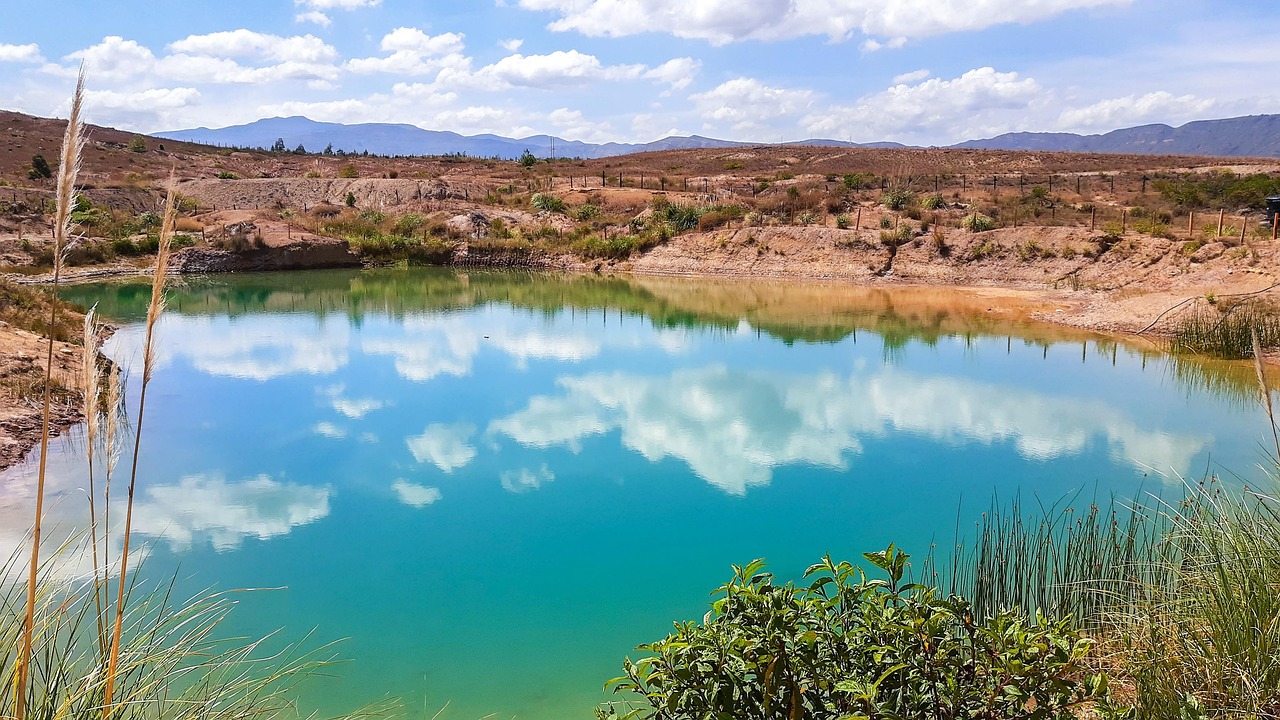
0, 322, 83, 471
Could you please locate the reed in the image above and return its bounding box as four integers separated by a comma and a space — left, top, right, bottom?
80, 306, 109, 659
16, 66, 85, 720
0, 545, 357, 720
103, 170, 176, 714
1169, 298, 1280, 359
949, 492, 1171, 630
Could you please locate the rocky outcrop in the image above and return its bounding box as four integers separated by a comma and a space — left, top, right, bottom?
172, 239, 361, 273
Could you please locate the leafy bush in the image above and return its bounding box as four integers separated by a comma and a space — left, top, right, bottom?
338, 164, 359, 179
835, 214, 852, 230
531, 193, 567, 213
963, 214, 995, 232
572, 204, 601, 221
601, 547, 1111, 720
882, 188, 916, 211
921, 194, 946, 210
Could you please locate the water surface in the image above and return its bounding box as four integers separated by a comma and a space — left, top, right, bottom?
5, 268, 1273, 720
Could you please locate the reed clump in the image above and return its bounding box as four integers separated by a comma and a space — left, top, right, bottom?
1169, 298, 1280, 359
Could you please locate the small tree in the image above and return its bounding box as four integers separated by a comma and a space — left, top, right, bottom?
293, 143, 307, 155
519, 149, 537, 168
127, 135, 148, 153
271, 137, 287, 153
323, 143, 334, 156
27, 155, 52, 180
338, 164, 359, 179
344, 191, 356, 207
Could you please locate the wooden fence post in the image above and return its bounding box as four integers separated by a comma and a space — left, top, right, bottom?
1218, 209, 1225, 238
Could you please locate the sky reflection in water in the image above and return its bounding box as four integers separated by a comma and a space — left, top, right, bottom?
11, 268, 1271, 720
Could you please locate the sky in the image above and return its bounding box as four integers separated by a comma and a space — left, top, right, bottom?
0, 0, 1276, 146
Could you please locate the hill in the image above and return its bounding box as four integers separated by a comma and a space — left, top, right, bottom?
955, 115, 1280, 158
154, 116, 900, 160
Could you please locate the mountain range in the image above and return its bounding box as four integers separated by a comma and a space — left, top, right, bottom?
156, 114, 1280, 160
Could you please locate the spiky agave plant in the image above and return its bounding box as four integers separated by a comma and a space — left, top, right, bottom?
15, 65, 86, 720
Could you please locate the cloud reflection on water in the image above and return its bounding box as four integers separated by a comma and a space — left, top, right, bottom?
491, 366, 1208, 495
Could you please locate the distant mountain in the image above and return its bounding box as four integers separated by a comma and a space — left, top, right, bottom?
155, 116, 898, 160
158, 113, 1280, 160
953, 115, 1280, 158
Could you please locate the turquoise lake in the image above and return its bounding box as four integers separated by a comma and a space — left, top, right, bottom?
4, 267, 1275, 719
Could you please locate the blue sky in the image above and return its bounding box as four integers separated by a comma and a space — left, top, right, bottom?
0, 0, 1275, 145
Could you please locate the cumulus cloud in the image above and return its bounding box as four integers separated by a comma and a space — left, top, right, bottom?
392, 480, 443, 508
0, 43, 44, 64
65, 36, 156, 81
169, 30, 337, 63
295, 11, 333, 26
346, 28, 469, 76
691, 78, 816, 131
803, 67, 1042, 143
407, 423, 477, 472
516, 0, 1129, 45
1056, 91, 1216, 132
491, 366, 1208, 496
85, 87, 201, 110
133, 474, 331, 552
499, 38, 524, 52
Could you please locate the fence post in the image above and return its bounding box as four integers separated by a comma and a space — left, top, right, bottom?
855, 206, 862, 230
1188, 210, 1195, 236
1218, 209, 1225, 238
1091, 207, 1096, 231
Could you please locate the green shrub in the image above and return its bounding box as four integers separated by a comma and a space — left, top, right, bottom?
881, 188, 916, 211
530, 193, 566, 213
571, 204, 601, 221
338, 164, 359, 179
601, 547, 1111, 720
835, 214, 851, 230
963, 214, 995, 232
921, 194, 946, 210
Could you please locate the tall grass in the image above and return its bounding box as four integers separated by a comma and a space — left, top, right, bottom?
1, 547, 353, 720
16, 66, 85, 720
950, 332, 1280, 716
1170, 298, 1280, 359
104, 171, 176, 713
949, 493, 1171, 630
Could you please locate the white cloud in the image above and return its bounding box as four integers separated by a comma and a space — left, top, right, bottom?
314, 421, 347, 438
892, 68, 931, 84
66, 36, 156, 81
347, 29, 469, 76
516, 0, 1129, 45
297, 0, 380, 9
295, 11, 333, 26
168, 30, 337, 64
499, 38, 524, 52
452, 50, 646, 90
1056, 91, 1216, 132
644, 57, 700, 90
407, 423, 477, 472
500, 465, 555, 493
133, 474, 331, 552
803, 67, 1042, 143
84, 87, 201, 110
691, 78, 816, 131
392, 480, 443, 508
0, 43, 43, 64
492, 366, 1208, 496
